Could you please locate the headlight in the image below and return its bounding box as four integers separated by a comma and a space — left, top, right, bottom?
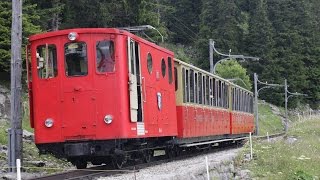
44, 118, 54, 128
68, 32, 78, 41
104, 115, 113, 124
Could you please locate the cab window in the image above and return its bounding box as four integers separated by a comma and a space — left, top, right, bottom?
96, 40, 115, 73
65, 42, 88, 76
36, 44, 57, 79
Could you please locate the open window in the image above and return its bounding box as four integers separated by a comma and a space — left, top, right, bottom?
64, 42, 88, 77
37, 44, 57, 79
96, 40, 115, 73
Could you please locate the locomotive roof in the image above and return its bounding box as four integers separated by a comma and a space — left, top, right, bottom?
28, 28, 173, 56
174, 58, 253, 94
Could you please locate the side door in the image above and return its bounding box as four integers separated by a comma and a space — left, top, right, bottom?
127, 38, 144, 124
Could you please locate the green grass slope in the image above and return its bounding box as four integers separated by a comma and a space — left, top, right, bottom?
241, 117, 320, 179
257, 102, 284, 135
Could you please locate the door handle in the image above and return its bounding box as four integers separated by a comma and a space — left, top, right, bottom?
142, 77, 146, 102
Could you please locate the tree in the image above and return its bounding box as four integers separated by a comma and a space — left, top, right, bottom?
196, 0, 243, 71
260, 0, 312, 106
28, 0, 64, 31
164, 0, 201, 44
242, 0, 274, 76
0, 0, 41, 74
215, 60, 252, 90
0, 1, 11, 74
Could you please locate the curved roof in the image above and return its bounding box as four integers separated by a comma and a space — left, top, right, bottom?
29, 28, 173, 55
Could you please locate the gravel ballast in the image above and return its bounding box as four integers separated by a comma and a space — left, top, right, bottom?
98, 147, 247, 180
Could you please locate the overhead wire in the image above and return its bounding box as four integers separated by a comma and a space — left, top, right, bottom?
170, 16, 199, 38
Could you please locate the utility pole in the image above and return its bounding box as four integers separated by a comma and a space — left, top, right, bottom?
284, 79, 307, 133
253, 73, 284, 135
209, 39, 259, 74
254, 73, 259, 135
284, 79, 288, 132
8, 0, 23, 172
209, 39, 214, 73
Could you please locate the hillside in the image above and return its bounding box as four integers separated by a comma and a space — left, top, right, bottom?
0, 0, 319, 108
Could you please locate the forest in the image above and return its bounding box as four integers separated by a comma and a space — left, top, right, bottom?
0, 0, 319, 108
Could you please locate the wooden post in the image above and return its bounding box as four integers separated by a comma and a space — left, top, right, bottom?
8, 0, 23, 172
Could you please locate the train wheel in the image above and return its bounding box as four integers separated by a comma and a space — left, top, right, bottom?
174, 147, 181, 156
112, 155, 126, 169
75, 160, 87, 169
166, 148, 175, 159
143, 150, 152, 163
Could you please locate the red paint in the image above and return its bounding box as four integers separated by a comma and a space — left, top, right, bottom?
28, 28, 254, 147
29, 28, 177, 144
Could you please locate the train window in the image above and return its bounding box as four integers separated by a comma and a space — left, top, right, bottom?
198, 73, 203, 104
182, 68, 186, 103
212, 78, 216, 106
232, 88, 235, 110
234, 88, 237, 110
239, 90, 242, 111
250, 94, 253, 112
209, 78, 212, 105
186, 69, 190, 102
225, 84, 229, 108
168, 57, 173, 84
245, 93, 248, 112
219, 81, 223, 107
96, 41, 115, 73
190, 69, 194, 103
222, 82, 225, 108
205, 76, 209, 105
174, 67, 178, 91
65, 42, 88, 77
202, 76, 205, 104
246, 93, 249, 112
147, 53, 152, 74
215, 80, 219, 106
241, 90, 244, 111
161, 58, 166, 77
238, 89, 240, 111
130, 41, 135, 75
194, 73, 198, 104
37, 44, 57, 79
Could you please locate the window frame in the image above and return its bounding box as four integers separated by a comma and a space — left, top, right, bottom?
147, 52, 153, 74
64, 41, 88, 77
36, 44, 58, 79
161, 58, 166, 78
168, 57, 173, 84
96, 40, 115, 74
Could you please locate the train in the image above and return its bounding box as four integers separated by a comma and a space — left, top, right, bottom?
26, 28, 254, 169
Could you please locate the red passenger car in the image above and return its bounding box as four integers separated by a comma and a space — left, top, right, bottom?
27, 27, 254, 169
173, 59, 254, 148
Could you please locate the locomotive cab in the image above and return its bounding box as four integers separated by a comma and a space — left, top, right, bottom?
28, 28, 177, 167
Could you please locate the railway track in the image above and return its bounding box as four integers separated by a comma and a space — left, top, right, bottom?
254, 132, 285, 140
30, 132, 285, 180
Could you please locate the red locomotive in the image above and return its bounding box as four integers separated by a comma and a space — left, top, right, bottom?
26, 28, 254, 169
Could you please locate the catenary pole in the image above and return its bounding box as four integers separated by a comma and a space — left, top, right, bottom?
209, 39, 214, 73
8, 0, 23, 172
254, 73, 259, 135
284, 79, 288, 133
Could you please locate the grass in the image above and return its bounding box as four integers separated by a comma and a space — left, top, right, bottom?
240, 117, 320, 179
258, 103, 284, 136
0, 92, 71, 173
0, 121, 9, 145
